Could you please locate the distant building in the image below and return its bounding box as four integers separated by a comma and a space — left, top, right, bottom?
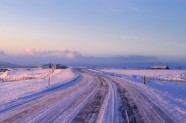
42, 64, 55, 69
150, 66, 170, 70
0, 68, 11, 72
56, 64, 68, 69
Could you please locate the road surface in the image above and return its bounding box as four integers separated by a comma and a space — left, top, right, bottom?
0, 68, 176, 123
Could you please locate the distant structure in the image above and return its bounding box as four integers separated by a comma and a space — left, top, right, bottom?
0, 68, 11, 72
150, 66, 170, 70
42, 64, 55, 69
56, 64, 68, 69
42, 64, 68, 69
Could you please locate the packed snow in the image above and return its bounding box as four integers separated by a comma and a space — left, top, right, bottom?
0, 68, 76, 105
0, 68, 52, 79
102, 69, 186, 81
0, 67, 185, 122
100, 68, 186, 122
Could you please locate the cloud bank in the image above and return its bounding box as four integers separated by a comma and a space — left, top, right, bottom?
24, 48, 81, 59
0, 48, 185, 68
0, 48, 82, 65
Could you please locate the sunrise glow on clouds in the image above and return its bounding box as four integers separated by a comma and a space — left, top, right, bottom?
24, 48, 79, 59
0, 0, 186, 65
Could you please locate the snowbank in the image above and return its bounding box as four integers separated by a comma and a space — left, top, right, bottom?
0, 68, 77, 105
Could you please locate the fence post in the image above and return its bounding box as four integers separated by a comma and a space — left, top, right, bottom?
48, 77, 50, 86
144, 75, 146, 85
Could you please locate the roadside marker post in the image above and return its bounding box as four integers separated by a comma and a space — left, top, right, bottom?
48, 77, 50, 86
144, 76, 146, 85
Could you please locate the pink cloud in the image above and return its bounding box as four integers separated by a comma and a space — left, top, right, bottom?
23, 48, 81, 59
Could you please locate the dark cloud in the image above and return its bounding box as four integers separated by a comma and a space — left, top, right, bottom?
124, 55, 157, 61
0, 49, 185, 68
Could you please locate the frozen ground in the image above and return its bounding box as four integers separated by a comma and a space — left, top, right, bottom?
0, 68, 52, 79
101, 69, 186, 98
102, 69, 186, 81
0, 68, 185, 123
0, 68, 76, 105
101, 68, 186, 122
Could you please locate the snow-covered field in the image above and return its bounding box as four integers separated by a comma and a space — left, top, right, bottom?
0, 67, 185, 122
0, 68, 76, 105
0, 68, 52, 79
102, 69, 186, 81
101, 68, 186, 122
102, 69, 186, 76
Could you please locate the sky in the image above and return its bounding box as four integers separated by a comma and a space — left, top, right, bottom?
0, 0, 186, 66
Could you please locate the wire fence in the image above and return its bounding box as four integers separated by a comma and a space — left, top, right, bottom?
101, 71, 186, 83
0, 70, 54, 83
0, 76, 39, 82
145, 76, 186, 83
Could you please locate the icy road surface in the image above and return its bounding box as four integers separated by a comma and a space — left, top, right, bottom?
0, 68, 181, 123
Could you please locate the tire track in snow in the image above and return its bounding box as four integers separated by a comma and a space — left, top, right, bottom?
34, 75, 97, 123
72, 76, 108, 123
110, 77, 175, 123
96, 77, 121, 123
0, 74, 81, 113
0, 73, 96, 123
0, 68, 175, 123
72, 75, 121, 123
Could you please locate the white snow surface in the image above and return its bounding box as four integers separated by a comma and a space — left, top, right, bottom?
0, 68, 185, 122
100, 68, 186, 122
103, 69, 186, 77
0, 68, 52, 79
0, 68, 76, 105
103, 69, 186, 81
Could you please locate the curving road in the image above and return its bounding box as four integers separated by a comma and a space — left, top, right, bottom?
0, 68, 176, 123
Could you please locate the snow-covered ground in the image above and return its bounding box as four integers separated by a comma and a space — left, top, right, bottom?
102, 69, 186, 81
0, 68, 76, 105
0, 68, 52, 79
101, 68, 186, 122
0, 67, 185, 122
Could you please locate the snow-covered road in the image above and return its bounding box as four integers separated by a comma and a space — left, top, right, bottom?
0, 69, 122, 123
110, 77, 175, 123
0, 68, 181, 123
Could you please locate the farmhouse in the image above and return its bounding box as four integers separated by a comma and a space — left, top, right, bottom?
42, 64, 55, 69
56, 64, 68, 69
0, 68, 11, 72
150, 66, 170, 70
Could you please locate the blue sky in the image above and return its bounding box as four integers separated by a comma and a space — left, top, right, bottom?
0, 0, 186, 62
